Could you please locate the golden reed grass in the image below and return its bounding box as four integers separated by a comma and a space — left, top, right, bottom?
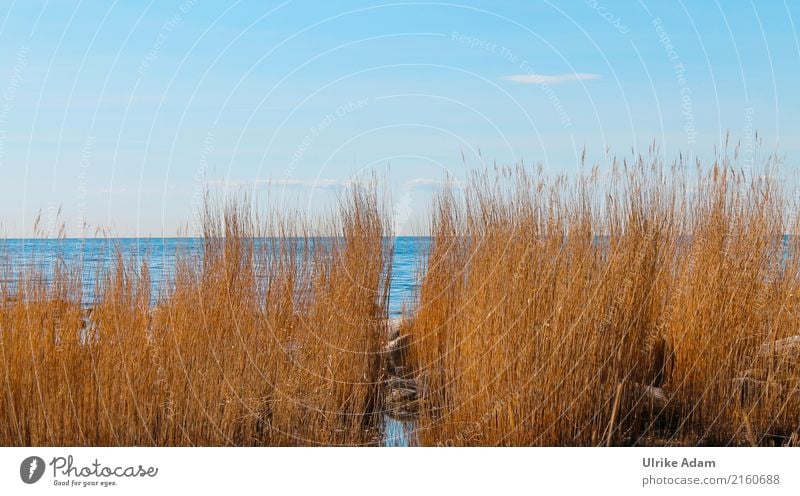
407, 148, 800, 446
2, 147, 800, 446
0, 187, 391, 446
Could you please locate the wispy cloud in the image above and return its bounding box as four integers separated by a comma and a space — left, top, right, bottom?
504, 73, 601, 85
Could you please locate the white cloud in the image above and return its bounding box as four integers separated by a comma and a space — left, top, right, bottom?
503, 73, 601, 84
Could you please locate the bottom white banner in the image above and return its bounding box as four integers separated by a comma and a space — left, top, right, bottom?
0, 447, 796, 495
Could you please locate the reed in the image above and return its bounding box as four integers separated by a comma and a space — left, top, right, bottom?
2, 146, 799, 446
0, 186, 391, 446
407, 149, 800, 446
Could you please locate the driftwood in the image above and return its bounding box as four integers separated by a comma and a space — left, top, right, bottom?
387, 318, 402, 341
630, 382, 669, 410
385, 334, 409, 356
759, 335, 800, 357
384, 333, 410, 376
733, 335, 800, 403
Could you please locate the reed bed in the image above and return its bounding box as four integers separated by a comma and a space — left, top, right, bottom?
2, 148, 800, 447
406, 150, 800, 446
0, 187, 392, 446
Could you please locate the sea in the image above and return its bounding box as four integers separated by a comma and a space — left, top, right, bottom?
0, 237, 428, 318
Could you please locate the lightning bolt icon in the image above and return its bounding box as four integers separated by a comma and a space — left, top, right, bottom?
28, 459, 37, 481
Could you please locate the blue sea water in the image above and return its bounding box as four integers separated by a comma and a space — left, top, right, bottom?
0, 237, 427, 318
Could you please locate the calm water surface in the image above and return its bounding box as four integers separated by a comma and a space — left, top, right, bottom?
0, 237, 427, 318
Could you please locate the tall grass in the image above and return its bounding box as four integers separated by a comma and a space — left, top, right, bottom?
407, 150, 800, 446
2, 148, 800, 447
0, 187, 391, 446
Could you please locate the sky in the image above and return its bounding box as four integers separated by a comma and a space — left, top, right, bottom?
0, 0, 798, 237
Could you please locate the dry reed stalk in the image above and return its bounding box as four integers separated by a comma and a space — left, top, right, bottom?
407, 151, 800, 446
0, 185, 390, 446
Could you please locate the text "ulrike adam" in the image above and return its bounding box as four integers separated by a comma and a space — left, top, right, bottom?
643, 457, 716, 468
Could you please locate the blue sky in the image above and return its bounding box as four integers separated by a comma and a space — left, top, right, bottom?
0, 0, 798, 236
